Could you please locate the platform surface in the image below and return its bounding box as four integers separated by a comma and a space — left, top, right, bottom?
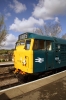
12, 76, 66, 100
0, 70, 66, 100
0, 61, 14, 66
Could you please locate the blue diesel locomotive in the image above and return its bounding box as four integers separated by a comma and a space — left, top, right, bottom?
13, 32, 66, 80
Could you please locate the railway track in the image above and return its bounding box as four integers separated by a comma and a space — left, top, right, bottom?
0, 78, 21, 90
0, 64, 22, 90
0, 63, 66, 91
0, 72, 22, 90
0, 72, 15, 81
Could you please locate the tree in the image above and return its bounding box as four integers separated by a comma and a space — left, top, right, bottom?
47, 22, 61, 37
33, 21, 62, 37
62, 33, 66, 39
0, 15, 8, 47
33, 28, 44, 35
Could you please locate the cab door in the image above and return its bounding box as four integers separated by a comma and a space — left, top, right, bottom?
46, 41, 54, 70
33, 39, 46, 73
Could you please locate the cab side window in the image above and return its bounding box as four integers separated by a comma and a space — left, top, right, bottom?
33, 39, 46, 50
46, 41, 52, 51
39, 40, 45, 50
33, 40, 39, 50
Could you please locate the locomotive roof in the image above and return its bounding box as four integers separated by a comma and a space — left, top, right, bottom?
19, 32, 54, 41
19, 32, 66, 44
53, 37, 66, 44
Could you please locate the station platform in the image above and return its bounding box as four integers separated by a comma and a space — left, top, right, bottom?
0, 62, 14, 66
0, 70, 66, 100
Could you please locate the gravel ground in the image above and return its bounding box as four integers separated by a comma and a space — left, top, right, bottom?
0, 66, 14, 74
0, 66, 19, 90
0, 78, 18, 87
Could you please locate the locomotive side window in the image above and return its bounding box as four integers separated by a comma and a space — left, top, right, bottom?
33, 40, 39, 50
39, 40, 45, 50
33, 39, 45, 50
46, 41, 52, 51
25, 40, 31, 50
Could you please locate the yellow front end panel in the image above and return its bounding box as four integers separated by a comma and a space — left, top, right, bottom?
14, 39, 34, 74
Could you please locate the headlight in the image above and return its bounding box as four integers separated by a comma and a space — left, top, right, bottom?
22, 59, 26, 65
12, 58, 14, 61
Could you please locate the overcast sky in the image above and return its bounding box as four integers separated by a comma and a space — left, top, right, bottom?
0, 0, 66, 49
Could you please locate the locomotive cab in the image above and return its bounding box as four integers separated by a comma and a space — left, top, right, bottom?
14, 38, 34, 74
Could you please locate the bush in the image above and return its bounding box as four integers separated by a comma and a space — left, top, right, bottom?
0, 59, 5, 62
2, 59, 5, 62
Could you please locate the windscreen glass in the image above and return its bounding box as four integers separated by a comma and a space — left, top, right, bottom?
16, 40, 25, 46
